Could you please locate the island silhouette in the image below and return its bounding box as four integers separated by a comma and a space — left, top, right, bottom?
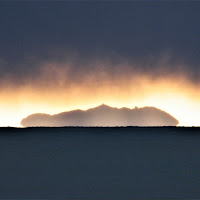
21, 104, 179, 127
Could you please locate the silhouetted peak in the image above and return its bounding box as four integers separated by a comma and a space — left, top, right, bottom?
89, 104, 113, 111
99, 104, 113, 109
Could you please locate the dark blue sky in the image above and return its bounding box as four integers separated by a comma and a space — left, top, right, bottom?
1, 1, 200, 85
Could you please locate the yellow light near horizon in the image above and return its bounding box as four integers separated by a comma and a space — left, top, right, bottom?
138, 94, 200, 126
0, 74, 200, 127
1, 94, 200, 127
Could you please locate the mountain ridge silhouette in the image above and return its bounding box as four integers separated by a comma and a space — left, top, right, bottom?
21, 104, 179, 127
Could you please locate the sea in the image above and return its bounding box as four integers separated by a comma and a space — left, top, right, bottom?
0, 127, 200, 199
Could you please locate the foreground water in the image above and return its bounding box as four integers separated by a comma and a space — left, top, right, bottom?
0, 127, 200, 199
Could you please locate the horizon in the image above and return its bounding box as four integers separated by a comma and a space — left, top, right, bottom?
2, 2, 200, 199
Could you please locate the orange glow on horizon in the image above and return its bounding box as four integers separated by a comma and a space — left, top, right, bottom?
1, 73, 200, 127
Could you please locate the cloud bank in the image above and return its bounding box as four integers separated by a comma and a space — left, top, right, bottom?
21, 104, 179, 127
0, 2, 200, 126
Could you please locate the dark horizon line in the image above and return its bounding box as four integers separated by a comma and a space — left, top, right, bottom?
0, 126, 199, 129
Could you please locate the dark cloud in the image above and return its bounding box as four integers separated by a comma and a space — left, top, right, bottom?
0, 1, 200, 87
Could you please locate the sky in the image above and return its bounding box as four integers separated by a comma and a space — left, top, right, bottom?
1, 1, 200, 127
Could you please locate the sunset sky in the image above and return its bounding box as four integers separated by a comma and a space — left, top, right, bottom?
1, 2, 200, 127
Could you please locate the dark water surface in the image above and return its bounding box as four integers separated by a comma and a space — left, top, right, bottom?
0, 127, 200, 199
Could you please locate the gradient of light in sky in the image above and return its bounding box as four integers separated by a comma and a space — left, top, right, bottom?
1, 68, 200, 127
0, 2, 200, 127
